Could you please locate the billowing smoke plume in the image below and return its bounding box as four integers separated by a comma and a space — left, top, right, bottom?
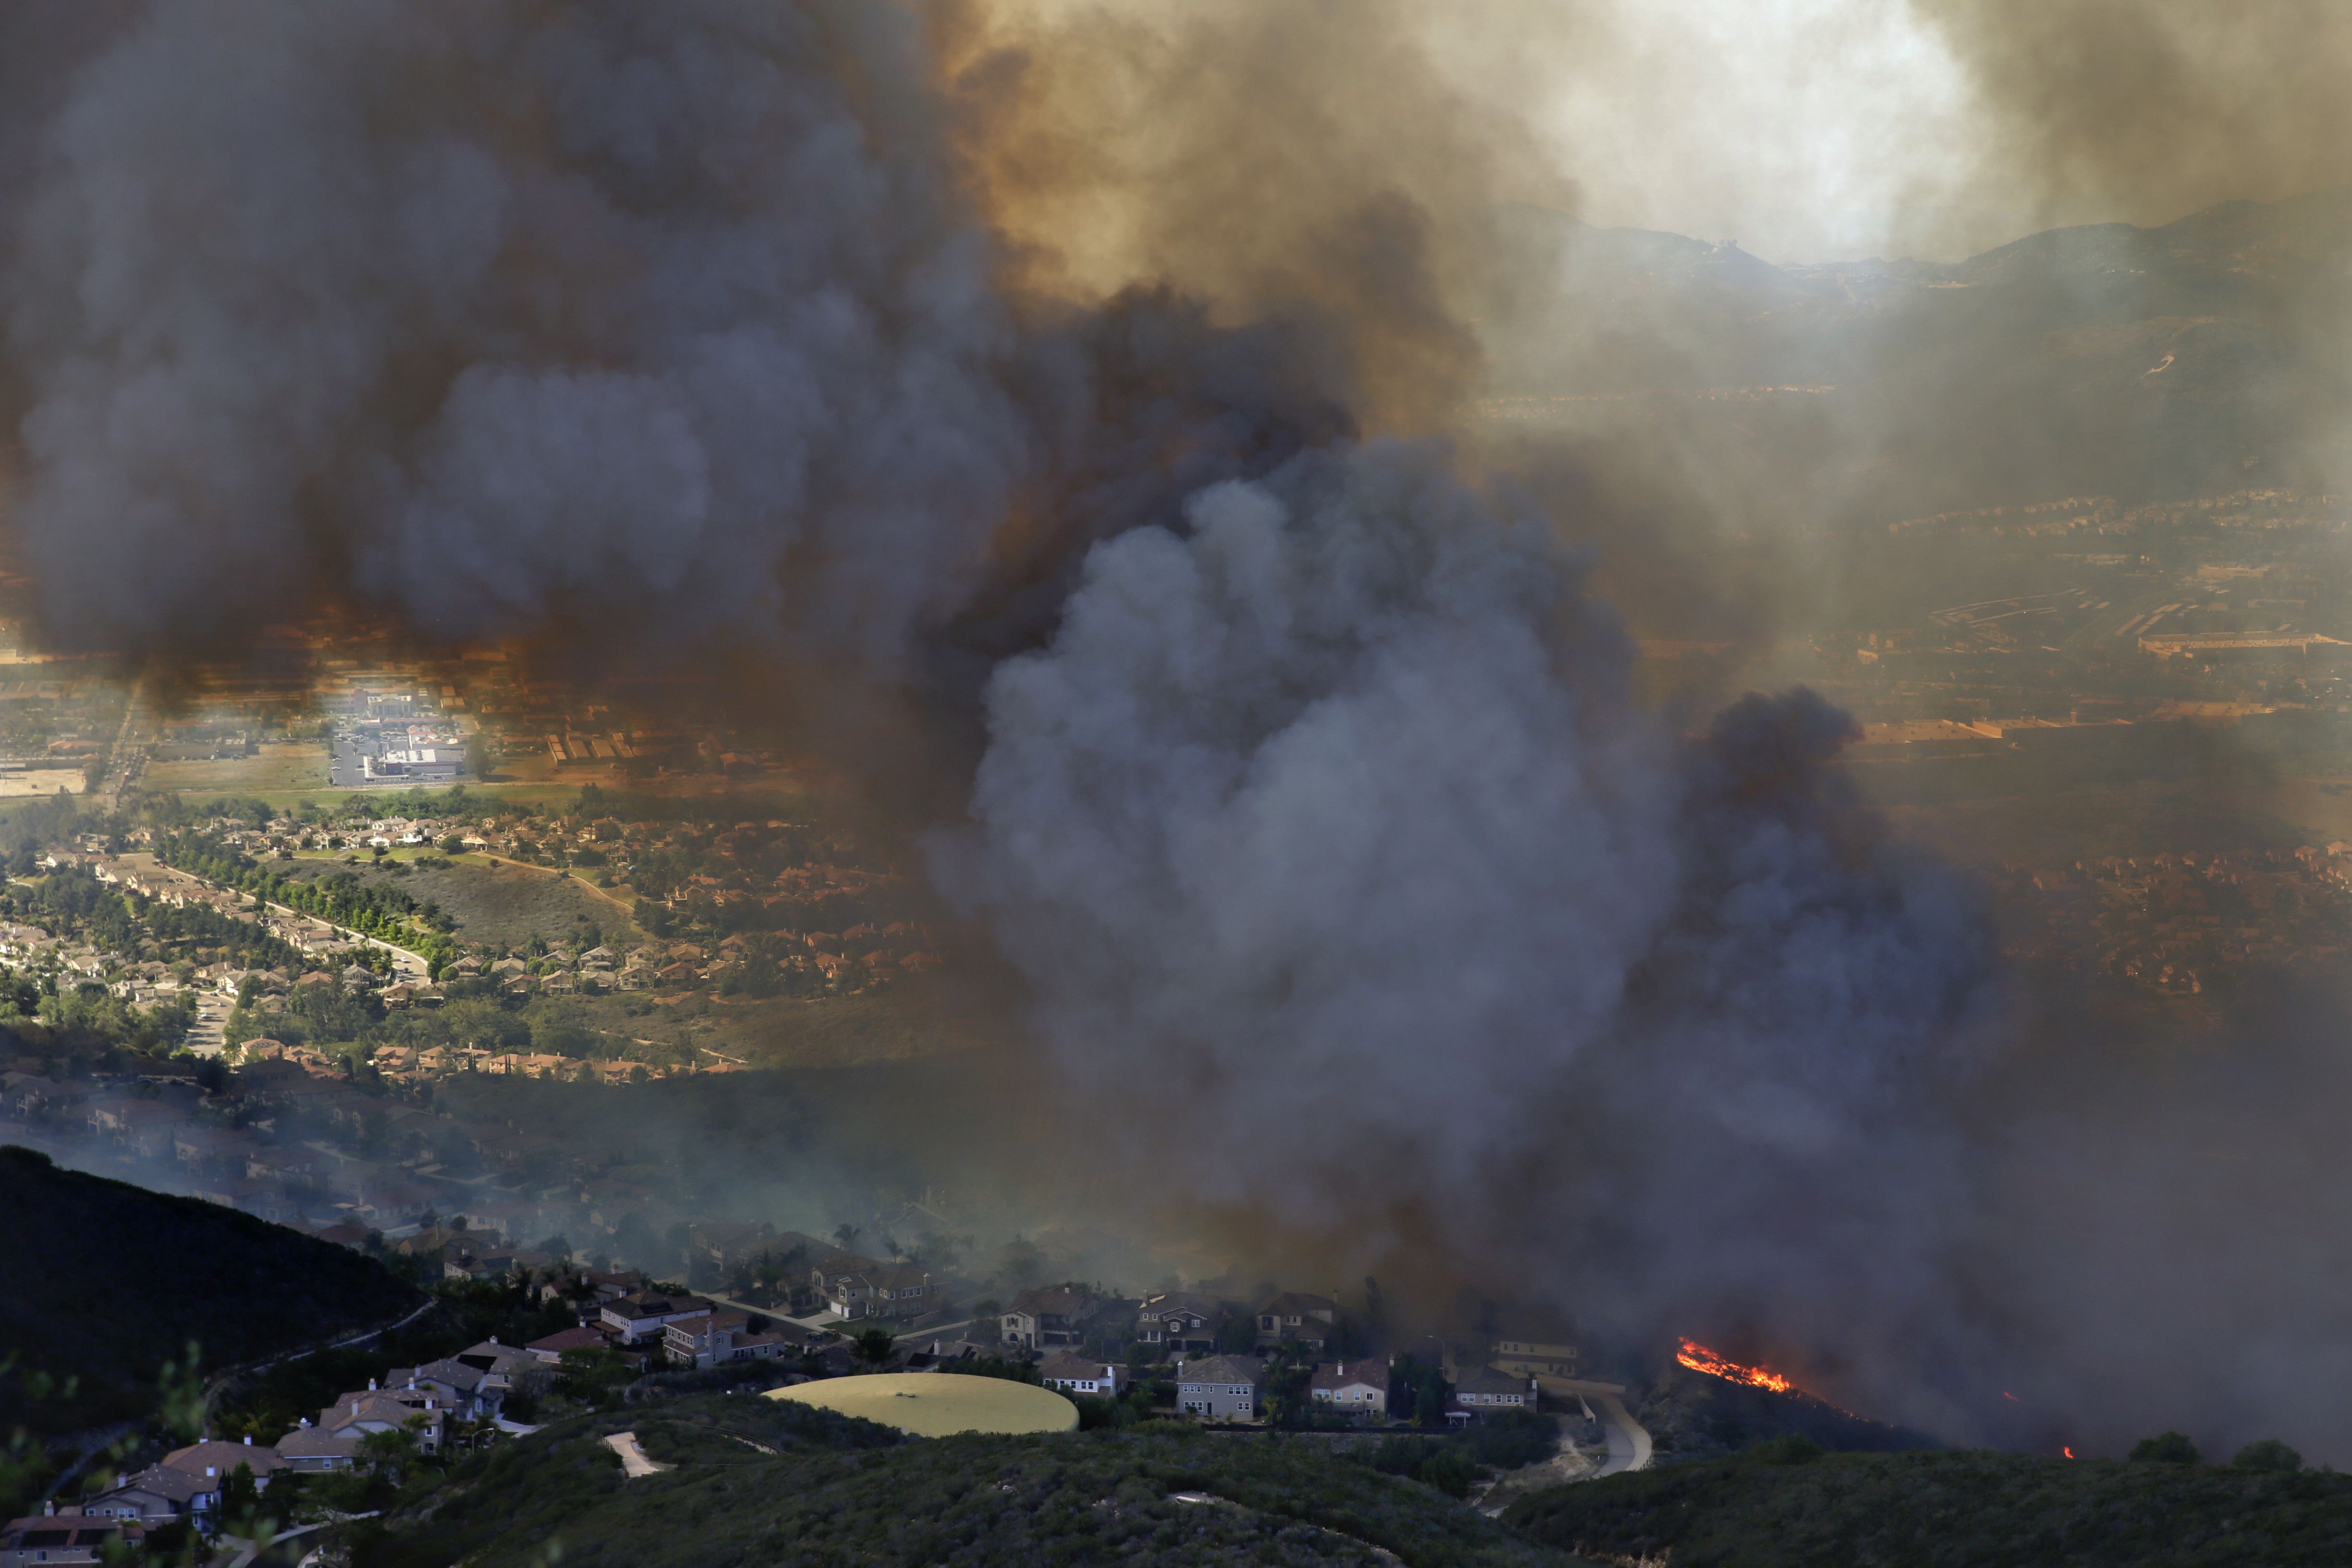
15, 0, 2350, 1462
0, 2, 1998, 1385
7, 0, 1026, 662
963, 448, 1994, 1420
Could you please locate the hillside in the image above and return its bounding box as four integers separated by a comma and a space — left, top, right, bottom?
0, 1145, 420, 1439
1504, 1443, 2352, 1568
1483, 185, 2352, 525
1634, 1360, 1943, 1461
353, 1396, 1595, 1568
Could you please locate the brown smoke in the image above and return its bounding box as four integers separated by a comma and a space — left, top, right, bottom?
1920, 0, 2352, 246
942, 0, 1569, 434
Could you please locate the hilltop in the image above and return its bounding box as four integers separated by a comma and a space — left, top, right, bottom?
352, 1395, 1596, 1568
0, 1145, 420, 1439
1505, 1443, 2352, 1568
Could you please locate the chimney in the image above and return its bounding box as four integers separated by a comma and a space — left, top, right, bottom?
243, 1435, 252, 1445
43, 1502, 54, 1517
368, 1378, 378, 1391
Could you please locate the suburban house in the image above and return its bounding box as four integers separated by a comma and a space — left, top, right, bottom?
824, 1264, 933, 1322
319, 1389, 445, 1454
443, 1252, 519, 1286
599, 1290, 714, 1345
385, 1359, 500, 1420
273, 1425, 364, 1472
1132, 1293, 1224, 1354
1451, 1365, 1538, 1416
1037, 1354, 1121, 1397
807, 1248, 882, 1299
539, 1268, 642, 1306
1174, 1355, 1262, 1421
1000, 1286, 1102, 1350
1254, 1292, 1337, 1350
78, 1467, 212, 1524
1489, 1332, 1579, 1380
0, 1510, 144, 1567
663, 1310, 798, 1368
453, 1338, 539, 1393
526, 1325, 609, 1364
159, 1440, 282, 1496
1309, 1361, 1389, 1417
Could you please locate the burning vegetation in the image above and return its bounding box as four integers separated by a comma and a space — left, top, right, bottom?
1675, 1338, 1797, 1395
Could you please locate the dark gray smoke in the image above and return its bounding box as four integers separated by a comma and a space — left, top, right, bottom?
25, 0, 2334, 1461
958, 440, 1998, 1428
6, 0, 1036, 663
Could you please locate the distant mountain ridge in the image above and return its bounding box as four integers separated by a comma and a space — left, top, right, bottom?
1482, 184, 2352, 523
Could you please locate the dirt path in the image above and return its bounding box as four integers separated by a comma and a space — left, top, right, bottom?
601, 1430, 672, 1478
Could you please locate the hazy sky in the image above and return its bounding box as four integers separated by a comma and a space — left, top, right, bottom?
1416, 0, 2352, 264
1420, 0, 1982, 263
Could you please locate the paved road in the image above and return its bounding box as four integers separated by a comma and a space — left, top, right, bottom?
257, 895, 432, 982
1538, 1377, 1653, 1477
184, 991, 234, 1056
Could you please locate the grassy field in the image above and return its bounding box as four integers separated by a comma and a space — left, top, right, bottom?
141, 741, 334, 793
279, 854, 642, 949
769, 1374, 1078, 1437
0, 771, 84, 798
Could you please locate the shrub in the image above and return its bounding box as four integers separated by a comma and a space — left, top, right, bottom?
2234, 1439, 2303, 1472
1742, 1434, 1825, 1465
1417, 1447, 1481, 1498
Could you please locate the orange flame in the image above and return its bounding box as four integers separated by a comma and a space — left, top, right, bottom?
2064, 1446, 2076, 1459
1676, 1338, 1795, 1394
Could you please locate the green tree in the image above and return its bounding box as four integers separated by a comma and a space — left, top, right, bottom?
356, 1421, 422, 1484
855, 1327, 896, 1368
1413, 1366, 1449, 1430
2129, 1431, 2203, 1463
220, 1460, 260, 1525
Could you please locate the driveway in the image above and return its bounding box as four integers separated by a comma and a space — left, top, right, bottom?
1537, 1376, 1653, 1477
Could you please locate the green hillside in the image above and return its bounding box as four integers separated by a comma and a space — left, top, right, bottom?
0, 1145, 420, 1439
353, 1396, 1596, 1568
1505, 1441, 2352, 1568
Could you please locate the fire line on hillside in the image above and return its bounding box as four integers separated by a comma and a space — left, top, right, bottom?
1676, 1337, 1796, 1393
